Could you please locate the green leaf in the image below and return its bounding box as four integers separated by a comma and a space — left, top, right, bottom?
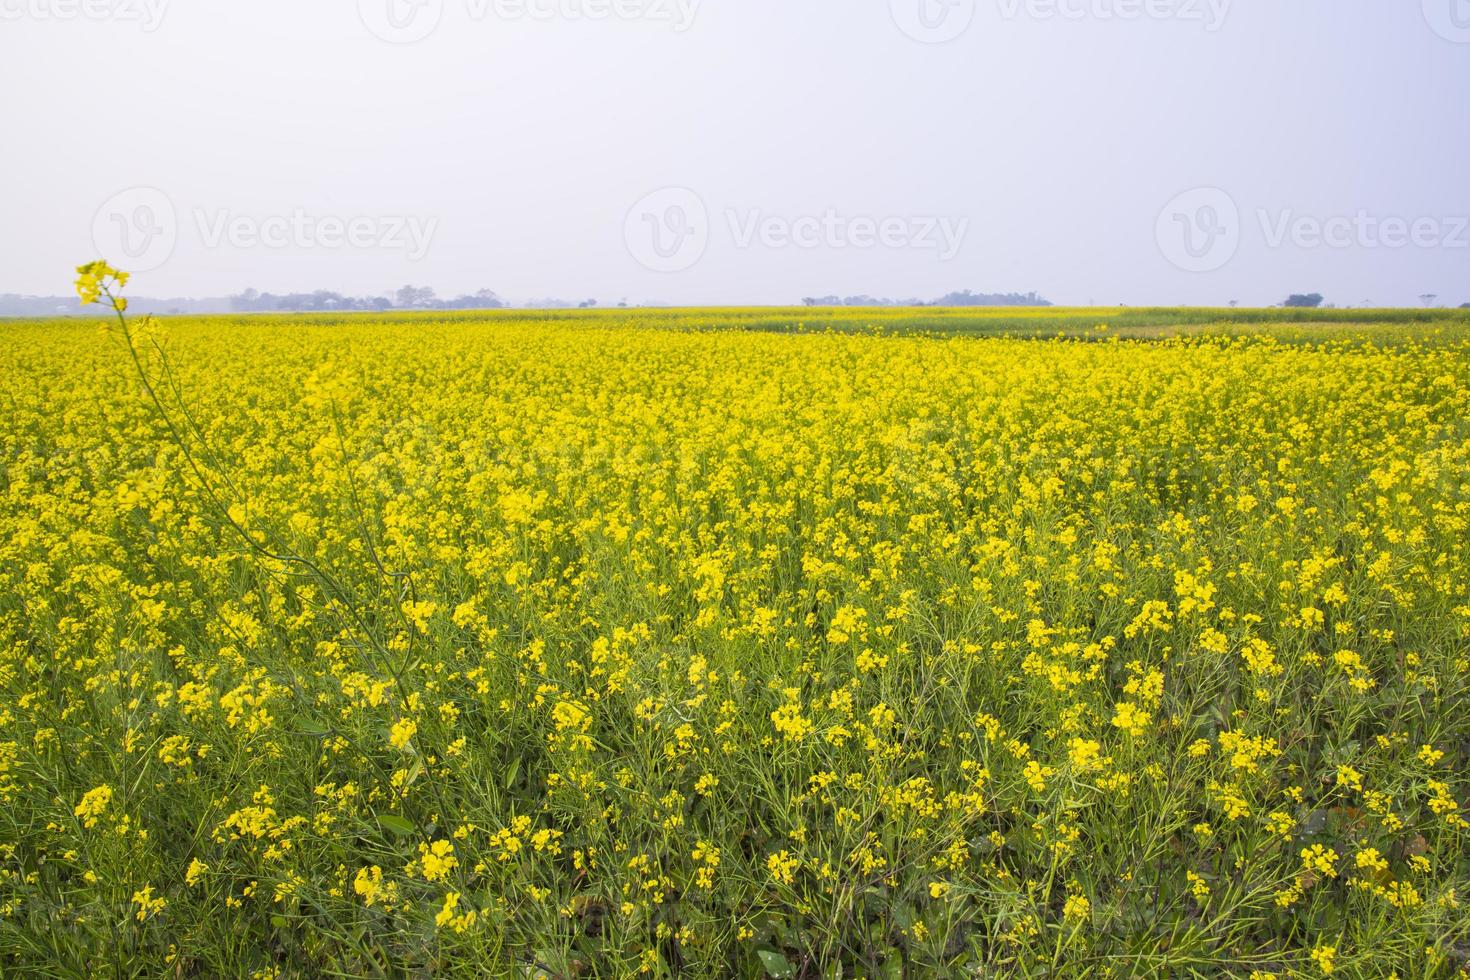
757, 949, 794, 978
297, 720, 331, 737
378, 814, 416, 838
892, 902, 915, 930
504, 757, 521, 790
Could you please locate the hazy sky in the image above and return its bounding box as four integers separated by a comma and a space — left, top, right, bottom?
2, 1, 1468, 306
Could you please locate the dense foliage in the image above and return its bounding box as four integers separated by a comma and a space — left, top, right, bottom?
2, 288, 1468, 976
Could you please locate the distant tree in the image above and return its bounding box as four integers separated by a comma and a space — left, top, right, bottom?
1461, 302, 1470, 309
1283, 293, 1324, 308
934, 290, 1053, 307
440, 289, 505, 310
1420, 293, 1438, 308
1228, 300, 1239, 308
229, 288, 268, 311
799, 291, 1047, 307
395, 285, 437, 309
578, 299, 598, 309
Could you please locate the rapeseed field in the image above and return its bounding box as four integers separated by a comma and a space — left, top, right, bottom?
0, 266, 1466, 976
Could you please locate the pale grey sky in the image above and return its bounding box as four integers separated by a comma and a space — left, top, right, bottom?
2, 1, 1467, 306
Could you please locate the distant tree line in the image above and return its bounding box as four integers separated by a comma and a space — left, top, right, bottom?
0, 293, 226, 316
228, 285, 505, 312
800, 290, 1052, 307
7, 288, 1468, 317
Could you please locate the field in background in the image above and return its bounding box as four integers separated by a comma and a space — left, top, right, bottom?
2, 310, 1468, 977
11, 304, 1470, 343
